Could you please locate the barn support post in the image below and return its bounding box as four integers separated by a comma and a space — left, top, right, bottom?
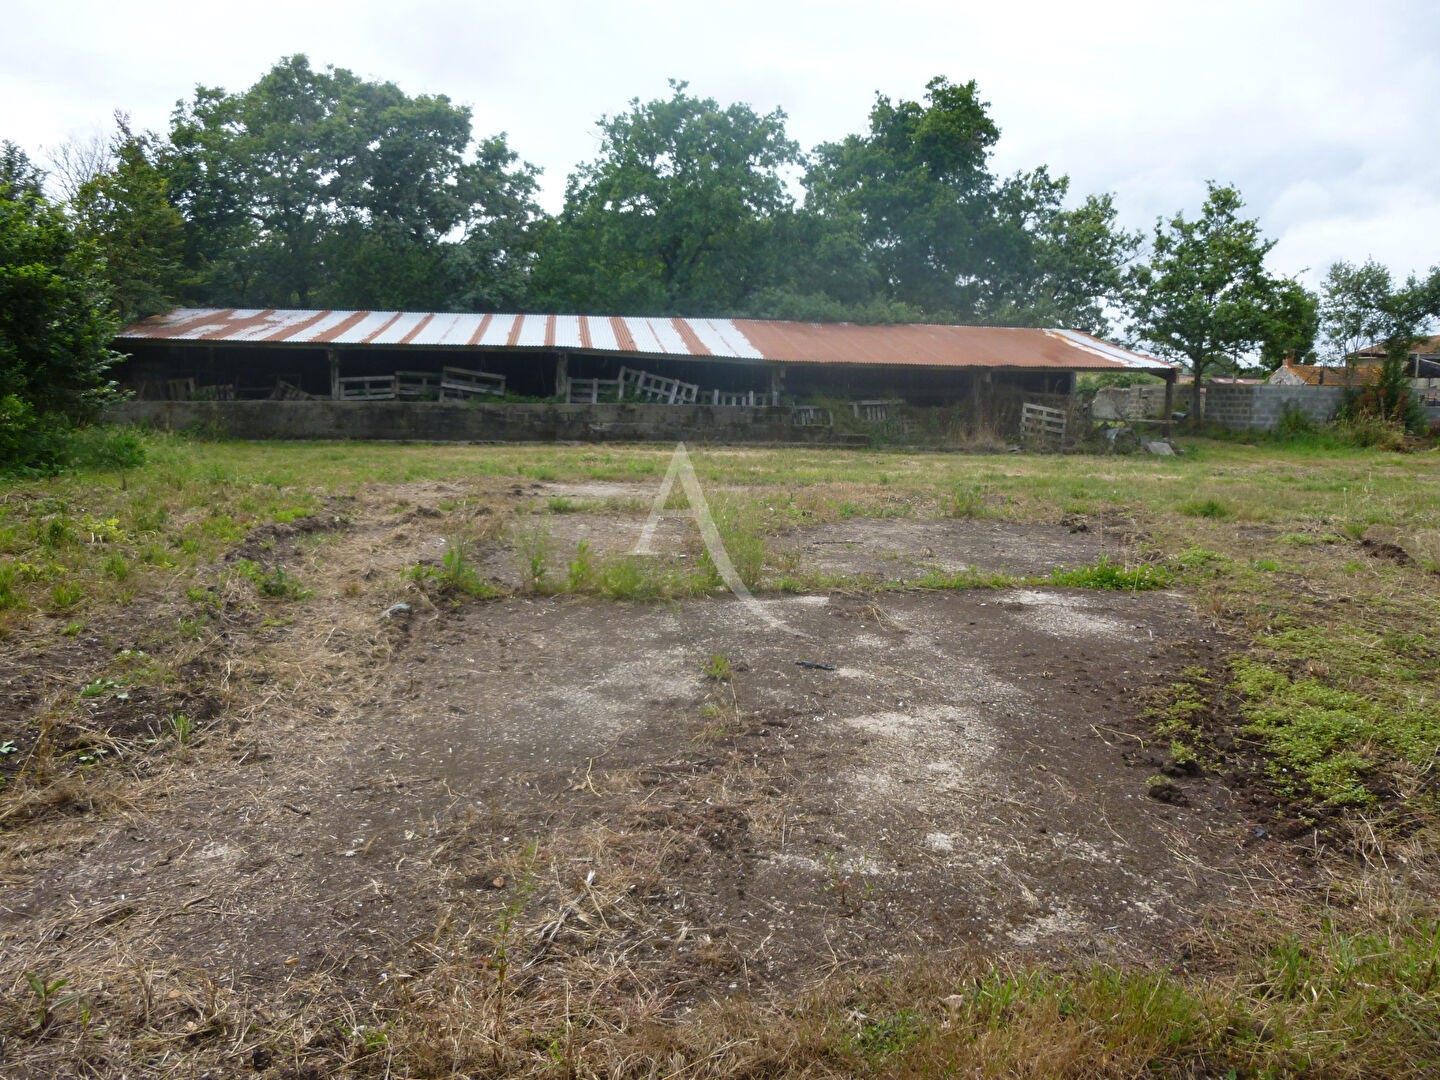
970, 370, 992, 425
1162, 369, 1176, 438
328, 349, 340, 401
555, 353, 569, 401
769, 363, 786, 406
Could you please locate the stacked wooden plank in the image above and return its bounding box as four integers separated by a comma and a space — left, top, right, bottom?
439, 367, 506, 400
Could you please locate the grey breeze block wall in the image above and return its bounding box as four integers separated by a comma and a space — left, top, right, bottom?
111, 400, 840, 444
1204, 385, 1347, 431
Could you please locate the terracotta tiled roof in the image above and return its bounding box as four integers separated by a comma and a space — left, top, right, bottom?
1272, 359, 1378, 386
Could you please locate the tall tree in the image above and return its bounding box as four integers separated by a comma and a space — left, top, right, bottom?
1127, 183, 1283, 418
982, 170, 1141, 334
803, 78, 1137, 329
0, 144, 117, 469
534, 81, 801, 314
1320, 259, 1440, 429
1318, 259, 1397, 362
805, 77, 1004, 318
69, 116, 186, 325
165, 55, 542, 310
1257, 277, 1320, 370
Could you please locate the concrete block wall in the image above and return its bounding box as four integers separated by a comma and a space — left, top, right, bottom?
1204, 384, 1346, 431
110, 400, 843, 444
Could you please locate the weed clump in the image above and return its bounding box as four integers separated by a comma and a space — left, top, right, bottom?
1049, 558, 1172, 591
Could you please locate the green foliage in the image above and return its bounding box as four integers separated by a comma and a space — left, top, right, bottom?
70, 118, 185, 324
806, 77, 1138, 330
1128, 183, 1292, 418
233, 559, 311, 600
1048, 558, 1172, 590
566, 540, 596, 592
1273, 402, 1319, 439
1232, 656, 1440, 806
1319, 258, 1401, 361
166, 55, 541, 310
534, 80, 801, 315
408, 541, 496, 598
24, 972, 81, 1032
0, 143, 119, 473
1258, 277, 1320, 368
1179, 496, 1232, 519
850, 1009, 924, 1059
948, 483, 985, 518
913, 567, 1018, 590
806, 77, 1000, 318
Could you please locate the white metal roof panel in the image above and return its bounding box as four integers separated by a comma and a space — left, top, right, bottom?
690, 318, 764, 360
477, 314, 517, 348
1046, 330, 1164, 370
585, 317, 619, 352
553, 315, 583, 350
625, 317, 686, 355
369, 312, 429, 346
513, 315, 550, 349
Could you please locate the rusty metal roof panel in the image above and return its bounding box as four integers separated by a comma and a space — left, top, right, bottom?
118, 308, 1173, 371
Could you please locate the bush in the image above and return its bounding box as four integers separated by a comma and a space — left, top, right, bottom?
0, 404, 147, 477
1272, 402, 1318, 440
0, 395, 71, 475
66, 425, 147, 470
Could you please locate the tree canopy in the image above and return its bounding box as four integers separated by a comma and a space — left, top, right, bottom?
0, 143, 118, 469
1128, 183, 1299, 414
164, 55, 542, 311
532, 81, 802, 315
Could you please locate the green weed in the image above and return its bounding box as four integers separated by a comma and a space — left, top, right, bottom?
566, 540, 596, 592
1049, 558, 1172, 591
233, 560, 312, 600
1179, 497, 1232, 519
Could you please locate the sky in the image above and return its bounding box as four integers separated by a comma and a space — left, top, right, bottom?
4, 0, 1437, 291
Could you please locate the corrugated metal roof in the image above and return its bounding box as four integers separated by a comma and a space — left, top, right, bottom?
118, 308, 1172, 372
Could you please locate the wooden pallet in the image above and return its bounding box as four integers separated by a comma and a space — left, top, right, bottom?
439, 367, 506, 400
337, 375, 397, 400
396, 371, 440, 400
1021, 401, 1067, 441
619, 366, 698, 404
567, 377, 622, 403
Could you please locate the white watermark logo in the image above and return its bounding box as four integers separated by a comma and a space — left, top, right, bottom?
634, 443, 802, 637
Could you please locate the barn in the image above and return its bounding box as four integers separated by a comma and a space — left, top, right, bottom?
113, 308, 1176, 440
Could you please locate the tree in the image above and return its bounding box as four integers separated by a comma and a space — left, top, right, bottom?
1321, 260, 1440, 430
803, 78, 1138, 329
805, 77, 1004, 318
1127, 183, 1283, 418
533, 81, 801, 314
1257, 277, 1319, 371
982, 172, 1141, 334
70, 116, 186, 325
165, 55, 542, 310
0, 143, 117, 470
1318, 259, 1397, 362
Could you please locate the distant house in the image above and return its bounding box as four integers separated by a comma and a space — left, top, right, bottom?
1267, 357, 1378, 387
1350, 335, 1440, 378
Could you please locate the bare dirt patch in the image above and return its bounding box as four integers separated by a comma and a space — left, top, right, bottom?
778, 516, 1128, 581
0, 487, 1304, 1074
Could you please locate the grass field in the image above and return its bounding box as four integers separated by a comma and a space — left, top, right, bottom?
1, 431, 1437, 1077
